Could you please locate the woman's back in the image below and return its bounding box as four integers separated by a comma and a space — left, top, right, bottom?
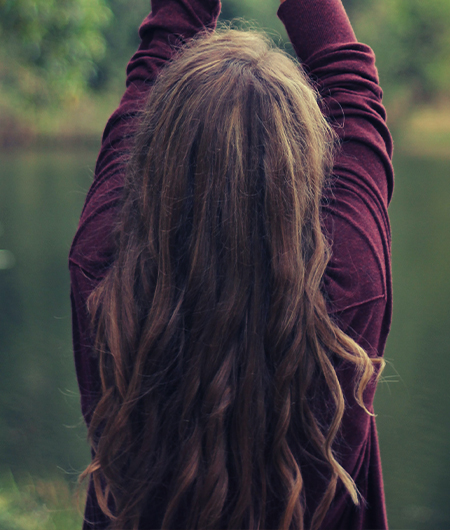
69, 0, 393, 528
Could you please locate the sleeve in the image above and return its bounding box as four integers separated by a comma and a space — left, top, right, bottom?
278, 0, 394, 357
69, 0, 222, 423
277, 6, 392, 526
69, 0, 221, 279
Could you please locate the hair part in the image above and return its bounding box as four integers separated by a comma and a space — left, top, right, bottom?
81, 27, 384, 530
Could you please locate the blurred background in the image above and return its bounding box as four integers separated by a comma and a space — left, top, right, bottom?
0, 0, 449, 528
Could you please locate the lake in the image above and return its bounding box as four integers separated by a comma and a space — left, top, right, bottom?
0, 148, 449, 529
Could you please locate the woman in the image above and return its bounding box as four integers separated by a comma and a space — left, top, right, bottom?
69, 0, 394, 528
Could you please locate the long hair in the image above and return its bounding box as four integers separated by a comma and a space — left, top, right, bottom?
81, 28, 383, 530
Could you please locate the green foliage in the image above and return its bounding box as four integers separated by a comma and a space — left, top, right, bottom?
219, 0, 450, 106
89, 0, 148, 91
0, 473, 85, 530
349, 0, 450, 103
0, 0, 112, 107
0, 0, 449, 114
219, 0, 285, 37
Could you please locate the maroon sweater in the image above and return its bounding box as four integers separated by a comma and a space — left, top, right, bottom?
69, 0, 394, 528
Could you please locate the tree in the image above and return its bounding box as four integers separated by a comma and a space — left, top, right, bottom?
0, 0, 111, 107
89, 0, 147, 91
348, 0, 450, 104
1, 0, 449, 116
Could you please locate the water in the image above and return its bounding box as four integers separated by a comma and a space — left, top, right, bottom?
0, 150, 95, 480
0, 149, 449, 529
375, 154, 450, 529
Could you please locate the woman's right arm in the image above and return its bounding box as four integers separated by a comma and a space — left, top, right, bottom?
278, 0, 393, 329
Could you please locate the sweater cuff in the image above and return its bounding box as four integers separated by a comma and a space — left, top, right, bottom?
277, 0, 357, 61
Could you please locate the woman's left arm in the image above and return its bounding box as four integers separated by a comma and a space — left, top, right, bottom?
73, 0, 221, 250
126, 0, 221, 99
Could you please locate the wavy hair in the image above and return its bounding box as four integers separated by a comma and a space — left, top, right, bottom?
81, 28, 383, 530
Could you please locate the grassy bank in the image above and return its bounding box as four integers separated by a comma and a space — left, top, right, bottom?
2, 93, 449, 159
0, 92, 120, 151
394, 101, 450, 160
0, 473, 86, 530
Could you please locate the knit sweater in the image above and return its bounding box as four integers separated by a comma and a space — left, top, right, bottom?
69, 0, 394, 528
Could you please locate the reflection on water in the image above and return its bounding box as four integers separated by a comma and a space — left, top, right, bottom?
0, 149, 449, 529
0, 249, 15, 270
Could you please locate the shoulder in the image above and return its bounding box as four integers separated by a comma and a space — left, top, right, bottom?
323, 198, 389, 308
322, 181, 392, 356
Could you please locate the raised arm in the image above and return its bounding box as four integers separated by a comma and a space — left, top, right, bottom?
278, 0, 393, 323
277, 0, 394, 203
70, 0, 221, 277
125, 0, 221, 97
